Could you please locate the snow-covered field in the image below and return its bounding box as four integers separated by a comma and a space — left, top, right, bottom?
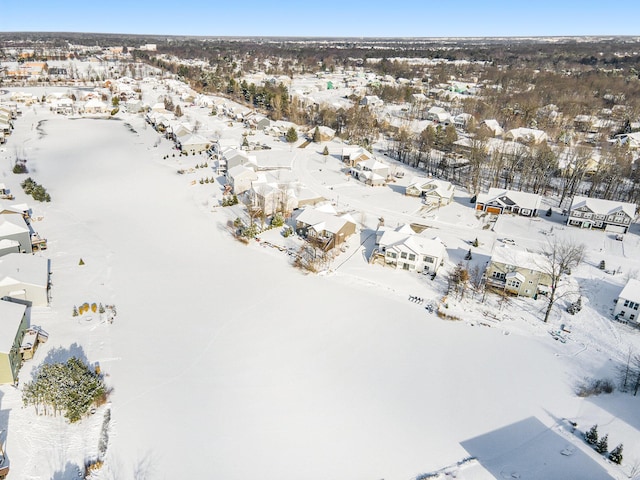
1, 87, 640, 480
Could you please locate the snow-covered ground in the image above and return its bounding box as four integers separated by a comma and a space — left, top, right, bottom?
1, 87, 640, 480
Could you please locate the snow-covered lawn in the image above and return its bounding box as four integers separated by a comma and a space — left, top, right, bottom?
0, 89, 639, 480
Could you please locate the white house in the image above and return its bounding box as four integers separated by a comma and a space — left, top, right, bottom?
251, 174, 299, 216
0, 253, 50, 306
426, 106, 452, 124
83, 98, 110, 115
504, 127, 548, 145
375, 224, 447, 273
341, 146, 373, 166
350, 159, 389, 186
0, 215, 32, 253
614, 278, 640, 324
227, 165, 258, 195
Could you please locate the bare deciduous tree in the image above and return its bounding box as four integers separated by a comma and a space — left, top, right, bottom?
538, 238, 585, 323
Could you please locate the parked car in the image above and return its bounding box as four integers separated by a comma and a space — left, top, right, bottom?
502, 238, 516, 245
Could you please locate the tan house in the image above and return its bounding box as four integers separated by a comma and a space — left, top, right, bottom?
0, 299, 28, 384
405, 177, 455, 205
341, 146, 373, 167
295, 205, 357, 251
485, 244, 552, 298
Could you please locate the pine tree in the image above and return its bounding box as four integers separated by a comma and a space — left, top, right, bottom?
585, 424, 598, 445
473, 238, 479, 247
72, 306, 78, 317
465, 249, 472, 260
595, 434, 609, 454
285, 127, 298, 143
608, 444, 623, 464
323, 146, 329, 156
79, 258, 85, 266
546, 207, 553, 217
99, 303, 105, 314
312, 126, 321, 143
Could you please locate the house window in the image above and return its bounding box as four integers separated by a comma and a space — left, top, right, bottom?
492, 271, 506, 281
507, 280, 520, 288
620, 310, 626, 317
635, 303, 639, 310
583, 213, 592, 219
424, 256, 434, 263
387, 252, 397, 259
631, 314, 636, 321
572, 211, 582, 218
401, 252, 408, 259
624, 300, 630, 307
528, 280, 533, 284
408, 253, 416, 261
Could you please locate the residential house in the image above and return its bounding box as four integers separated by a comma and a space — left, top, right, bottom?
374, 224, 447, 273
478, 119, 505, 138
567, 196, 636, 234
294, 205, 357, 251
0, 239, 20, 257
310, 125, 335, 142
476, 188, 541, 217
350, 159, 389, 186
178, 134, 210, 154
613, 278, 640, 324
454, 113, 473, 129
83, 98, 110, 115
426, 106, 452, 124
244, 112, 271, 130
50, 97, 74, 115
0, 215, 32, 253
227, 165, 258, 195
405, 177, 455, 206
360, 95, 383, 108
485, 244, 552, 298
504, 127, 548, 145
341, 146, 373, 167
614, 132, 640, 150
0, 253, 50, 306
0, 299, 28, 384
251, 174, 298, 216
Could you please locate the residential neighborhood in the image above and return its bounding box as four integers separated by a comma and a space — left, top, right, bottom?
1, 32, 640, 480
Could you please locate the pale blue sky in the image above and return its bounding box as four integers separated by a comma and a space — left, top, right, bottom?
1, 1, 638, 37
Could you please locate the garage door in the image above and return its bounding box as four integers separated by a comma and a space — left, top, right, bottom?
486, 206, 502, 215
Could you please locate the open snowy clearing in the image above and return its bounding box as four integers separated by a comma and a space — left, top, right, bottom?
0, 89, 639, 480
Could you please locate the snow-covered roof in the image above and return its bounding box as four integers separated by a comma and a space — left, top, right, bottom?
619, 278, 640, 302
490, 244, 548, 272
477, 188, 541, 212
378, 227, 447, 258
0, 299, 26, 353
0, 215, 29, 236
296, 207, 356, 235
0, 252, 49, 288
570, 196, 636, 218
505, 127, 548, 144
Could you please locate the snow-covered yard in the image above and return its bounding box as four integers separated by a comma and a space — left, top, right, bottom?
0, 88, 639, 480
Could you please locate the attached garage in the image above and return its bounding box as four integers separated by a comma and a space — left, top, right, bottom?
486, 206, 502, 215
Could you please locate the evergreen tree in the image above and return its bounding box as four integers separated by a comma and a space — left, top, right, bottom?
465, 249, 472, 260
312, 126, 321, 143
242, 136, 249, 148
546, 207, 552, 217
72, 306, 78, 317
285, 127, 298, 143
608, 444, 623, 464
323, 146, 329, 156
473, 238, 479, 247
585, 424, 598, 445
595, 434, 609, 454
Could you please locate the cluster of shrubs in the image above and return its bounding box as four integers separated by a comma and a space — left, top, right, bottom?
198, 177, 216, 184
222, 195, 239, 206
22, 357, 107, 423
195, 163, 209, 169
584, 425, 623, 464
13, 159, 28, 174
21, 177, 51, 202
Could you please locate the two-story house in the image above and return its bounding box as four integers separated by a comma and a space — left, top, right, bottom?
485, 244, 552, 298
613, 278, 640, 324
567, 196, 636, 234
374, 224, 447, 273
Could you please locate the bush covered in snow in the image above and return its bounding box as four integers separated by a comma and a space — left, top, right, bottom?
22, 357, 107, 423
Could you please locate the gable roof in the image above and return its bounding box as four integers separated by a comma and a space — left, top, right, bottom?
570, 196, 636, 218
0, 299, 26, 354
491, 244, 548, 272
477, 188, 541, 211
296, 207, 356, 235
619, 278, 640, 301
378, 226, 447, 258
0, 252, 49, 288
